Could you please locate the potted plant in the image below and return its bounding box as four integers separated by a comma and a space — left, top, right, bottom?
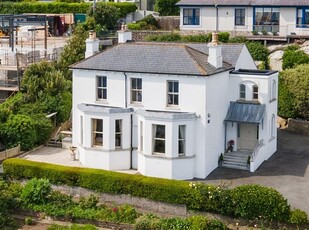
227, 140, 234, 152
218, 153, 224, 165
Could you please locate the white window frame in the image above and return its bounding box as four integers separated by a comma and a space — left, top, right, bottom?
97, 76, 107, 100
139, 121, 143, 151
92, 118, 103, 147
167, 81, 179, 106
131, 78, 142, 103
272, 79, 276, 100
239, 84, 246, 100
178, 125, 186, 156
252, 85, 259, 100
152, 124, 166, 155
115, 119, 122, 149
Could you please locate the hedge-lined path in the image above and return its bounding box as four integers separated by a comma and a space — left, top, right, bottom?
204, 129, 309, 215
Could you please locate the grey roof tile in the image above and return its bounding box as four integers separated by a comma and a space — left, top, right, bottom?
71, 42, 243, 76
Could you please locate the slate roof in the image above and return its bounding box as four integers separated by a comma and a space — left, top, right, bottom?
71, 42, 244, 77
176, 0, 309, 6
224, 102, 266, 124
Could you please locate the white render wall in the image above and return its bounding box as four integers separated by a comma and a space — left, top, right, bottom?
180, 6, 309, 37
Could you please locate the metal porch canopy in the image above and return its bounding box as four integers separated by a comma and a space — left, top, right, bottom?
224, 101, 265, 124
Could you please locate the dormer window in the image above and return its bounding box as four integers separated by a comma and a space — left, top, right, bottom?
239, 84, 246, 100
253, 85, 259, 100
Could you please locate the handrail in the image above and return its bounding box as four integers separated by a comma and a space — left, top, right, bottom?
250, 139, 264, 162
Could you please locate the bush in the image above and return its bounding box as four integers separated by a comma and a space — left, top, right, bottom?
228, 36, 247, 43
2, 114, 37, 150
24, 217, 33, 225
227, 185, 290, 221
3, 159, 299, 223
289, 209, 308, 224
218, 32, 230, 43
282, 49, 309, 70
48, 224, 98, 230
21, 178, 52, 205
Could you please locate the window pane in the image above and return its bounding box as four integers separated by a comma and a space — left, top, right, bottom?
96, 119, 103, 132
103, 89, 107, 99
155, 125, 165, 139
174, 82, 179, 92
132, 78, 136, 89
154, 140, 165, 153
137, 91, 142, 101
179, 140, 185, 155
174, 95, 179, 105
137, 78, 142, 89
103, 77, 106, 87
116, 120, 121, 132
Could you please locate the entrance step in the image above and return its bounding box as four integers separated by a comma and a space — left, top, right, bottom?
47, 139, 62, 148
220, 151, 251, 171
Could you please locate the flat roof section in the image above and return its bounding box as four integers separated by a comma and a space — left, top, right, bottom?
230, 69, 277, 76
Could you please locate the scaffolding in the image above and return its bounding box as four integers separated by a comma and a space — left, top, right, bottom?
0, 14, 65, 103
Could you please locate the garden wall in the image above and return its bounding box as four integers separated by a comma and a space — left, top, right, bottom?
19, 180, 187, 216
287, 118, 309, 136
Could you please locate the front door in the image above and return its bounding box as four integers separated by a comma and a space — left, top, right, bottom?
238, 124, 258, 150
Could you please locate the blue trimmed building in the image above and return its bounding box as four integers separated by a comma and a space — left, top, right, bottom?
176, 0, 309, 37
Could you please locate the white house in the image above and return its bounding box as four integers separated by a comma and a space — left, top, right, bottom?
70, 30, 278, 180
176, 0, 309, 37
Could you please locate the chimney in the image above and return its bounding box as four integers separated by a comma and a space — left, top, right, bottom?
118, 24, 132, 44
85, 30, 99, 58
207, 32, 223, 68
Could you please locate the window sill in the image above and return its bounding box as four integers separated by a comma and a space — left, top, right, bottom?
129, 103, 144, 107
165, 106, 180, 111
95, 100, 109, 105
269, 98, 276, 103
138, 151, 195, 160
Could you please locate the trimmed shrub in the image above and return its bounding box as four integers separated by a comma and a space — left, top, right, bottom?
228, 36, 247, 43
0, 2, 136, 17
145, 33, 230, 43
2, 159, 299, 223
128, 15, 160, 31
289, 209, 308, 224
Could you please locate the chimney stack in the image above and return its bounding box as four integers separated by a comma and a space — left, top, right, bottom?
207, 32, 223, 68
118, 23, 132, 44
85, 30, 99, 58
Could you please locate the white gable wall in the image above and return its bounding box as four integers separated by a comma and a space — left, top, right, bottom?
235, 46, 257, 70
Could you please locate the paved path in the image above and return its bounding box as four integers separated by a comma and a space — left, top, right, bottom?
21, 147, 82, 167
203, 129, 309, 214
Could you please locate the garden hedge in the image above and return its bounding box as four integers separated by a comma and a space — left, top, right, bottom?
3, 158, 305, 223
0, 2, 137, 17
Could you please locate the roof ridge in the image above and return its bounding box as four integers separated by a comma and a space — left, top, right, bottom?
184, 46, 208, 75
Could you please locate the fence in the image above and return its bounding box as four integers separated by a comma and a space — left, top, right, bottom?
0, 145, 20, 161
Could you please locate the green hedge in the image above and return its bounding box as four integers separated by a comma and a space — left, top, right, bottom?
3, 158, 304, 223
0, 2, 136, 17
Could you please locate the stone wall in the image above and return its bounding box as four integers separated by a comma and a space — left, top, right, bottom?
50, 184, 187, 216
287, 118, 309, 136
156, 16, 180, 30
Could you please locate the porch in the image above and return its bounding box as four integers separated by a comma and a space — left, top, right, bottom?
223, 102, 266, 172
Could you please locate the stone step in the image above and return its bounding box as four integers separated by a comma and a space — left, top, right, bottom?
224, 155, 249, 160
221, 162, 249, 170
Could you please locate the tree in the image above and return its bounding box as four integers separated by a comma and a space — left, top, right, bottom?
57, 23, 89, 80
278, 64, 309, 120
88, 3, 120, 30
155, 0, 180, 16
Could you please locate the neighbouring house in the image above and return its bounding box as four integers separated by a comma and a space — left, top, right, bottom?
70, 29, 278, 180
176, 0, 309, 37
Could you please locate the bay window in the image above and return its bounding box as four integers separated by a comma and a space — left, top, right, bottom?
153, 124, 165, 154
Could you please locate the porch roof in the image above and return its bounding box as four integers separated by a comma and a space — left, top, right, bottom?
224, 102, 265, 124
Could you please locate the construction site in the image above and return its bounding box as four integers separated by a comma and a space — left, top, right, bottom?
0, 14, 71, 103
